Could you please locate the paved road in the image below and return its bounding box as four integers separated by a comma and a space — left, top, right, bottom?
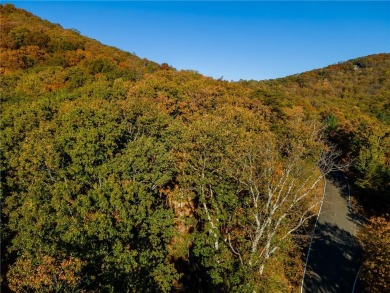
303, 176, 365, 293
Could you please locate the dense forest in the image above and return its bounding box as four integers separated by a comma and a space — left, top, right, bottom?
1, 4, 389, 292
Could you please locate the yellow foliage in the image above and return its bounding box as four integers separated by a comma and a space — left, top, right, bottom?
358, 217, 390, 292
7, 254, 83, 292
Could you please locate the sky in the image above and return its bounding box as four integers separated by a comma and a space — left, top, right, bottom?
3, 1, 390, 81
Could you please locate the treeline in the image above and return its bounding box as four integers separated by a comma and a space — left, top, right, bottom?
243, 54, 390, 292
1, 4, 389, 292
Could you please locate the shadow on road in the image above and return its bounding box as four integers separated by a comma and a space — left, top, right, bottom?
303, 222, 363, 293
327, 172, 368, 228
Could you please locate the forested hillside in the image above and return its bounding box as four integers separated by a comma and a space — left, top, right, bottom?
246, 54, 390, 200
1, 4, 388, 292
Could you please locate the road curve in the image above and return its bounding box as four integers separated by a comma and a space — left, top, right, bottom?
302, 174, 364, 293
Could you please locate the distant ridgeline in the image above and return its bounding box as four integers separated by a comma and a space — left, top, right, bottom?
1, 4, 389, 292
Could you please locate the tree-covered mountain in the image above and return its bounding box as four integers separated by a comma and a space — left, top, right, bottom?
246, 53, 390, 209
1, 4, 388, 292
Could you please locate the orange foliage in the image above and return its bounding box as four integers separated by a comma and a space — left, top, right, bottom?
7, 254, 83, 292
358, 217, 390, 292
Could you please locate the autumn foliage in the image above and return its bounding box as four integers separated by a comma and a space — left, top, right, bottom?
358, 217, 390, 292
1, 4, 389, 292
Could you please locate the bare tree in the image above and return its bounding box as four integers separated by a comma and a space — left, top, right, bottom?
220, 123, 346, 276
178, 116, 346, 289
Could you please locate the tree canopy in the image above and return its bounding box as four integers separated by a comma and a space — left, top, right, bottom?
1, 4, 389, 292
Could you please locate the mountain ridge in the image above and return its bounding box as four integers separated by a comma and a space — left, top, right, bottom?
1, 4, 389, 292
1, 4, 388, 82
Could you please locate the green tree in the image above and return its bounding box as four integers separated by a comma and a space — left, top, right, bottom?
3, 98, 180, 292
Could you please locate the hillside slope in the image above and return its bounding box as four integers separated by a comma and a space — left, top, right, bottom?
0, 3, 162, 102
251, 54, 390, 208
1, 4, 389, 292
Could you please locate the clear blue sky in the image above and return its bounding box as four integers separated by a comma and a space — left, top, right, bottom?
4, 1, 390, 81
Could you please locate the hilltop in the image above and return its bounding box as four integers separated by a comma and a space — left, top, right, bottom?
1, 4, 389, 292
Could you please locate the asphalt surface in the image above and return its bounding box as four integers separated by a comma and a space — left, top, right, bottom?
303, 176, 365, 293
